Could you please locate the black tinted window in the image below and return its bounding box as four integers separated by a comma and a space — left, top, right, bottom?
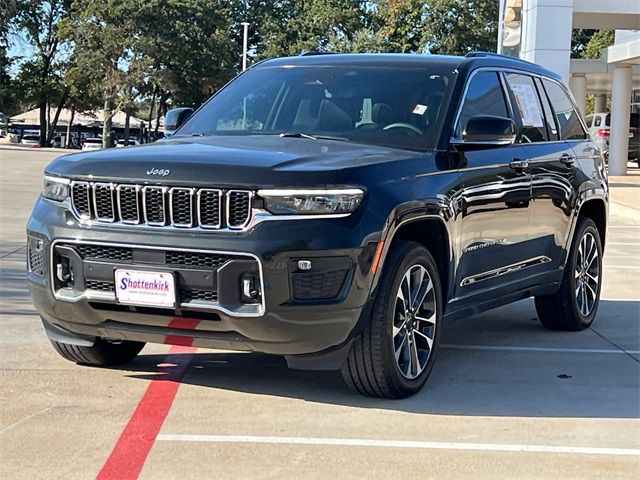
585, 116, 593, 128
594, 116, 602, 127
535, 77, 559, 140
506, 74, 546, 142
542, 79, 587, 140
178, 65, 454, 151
457, 72, 509, 137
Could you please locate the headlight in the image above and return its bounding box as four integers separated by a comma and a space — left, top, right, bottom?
42, 175, 70, 201
258, 188, 364, 215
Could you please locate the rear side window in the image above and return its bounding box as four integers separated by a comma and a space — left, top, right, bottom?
585, 116, 593, 128
594, 116, 602, 127
542, 79, 587, 140
505, 73, 546, 142
456, 71, 509, 137
535, 77, 559, 141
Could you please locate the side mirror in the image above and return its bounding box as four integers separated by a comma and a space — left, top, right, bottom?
452, 115, 516, 149
164, 107, 194, 137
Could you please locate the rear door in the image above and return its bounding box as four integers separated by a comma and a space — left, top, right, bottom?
503, 73, 579, 273
452, 70, 533, 306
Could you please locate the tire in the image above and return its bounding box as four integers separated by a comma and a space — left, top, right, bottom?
50, 338, 145, 366
341, 241, 442, 398
535, 217, 603, 331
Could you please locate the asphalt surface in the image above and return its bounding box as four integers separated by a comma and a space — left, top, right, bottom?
1, 145, 638, 479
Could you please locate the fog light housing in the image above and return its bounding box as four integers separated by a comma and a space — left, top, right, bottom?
27, 236, 45, 277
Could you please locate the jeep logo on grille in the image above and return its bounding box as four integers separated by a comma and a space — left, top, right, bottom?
146, 168, 171, 177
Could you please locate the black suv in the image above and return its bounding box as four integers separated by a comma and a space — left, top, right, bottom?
27, 53, 608, 398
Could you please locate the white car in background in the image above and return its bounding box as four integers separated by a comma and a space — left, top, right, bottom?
115, 139, 140, 148
81, 138, 103, 151
20, 135, 40, 146
584, 112, 640, 164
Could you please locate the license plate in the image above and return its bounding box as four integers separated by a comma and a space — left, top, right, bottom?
114, 269, 176, 308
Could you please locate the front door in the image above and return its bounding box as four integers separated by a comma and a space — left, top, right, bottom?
449, 71, 534, 307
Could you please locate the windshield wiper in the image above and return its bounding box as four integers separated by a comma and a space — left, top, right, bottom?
279, 132, 348, 142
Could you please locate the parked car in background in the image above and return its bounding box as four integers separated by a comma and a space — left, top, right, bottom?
585, 112, 640, 163
20, 135, 40, 146
115, 138, 140, 148
81, 138, 103, 151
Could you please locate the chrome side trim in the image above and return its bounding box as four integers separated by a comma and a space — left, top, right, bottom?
460, 255, 551, 287
257, 188, 364, 196
49, 239, 266, 318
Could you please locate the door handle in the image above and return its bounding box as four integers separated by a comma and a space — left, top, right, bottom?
560, 153, 577, 165
509, 159, 529, 170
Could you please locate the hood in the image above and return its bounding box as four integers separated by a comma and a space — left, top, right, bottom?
45, 135, 427, 188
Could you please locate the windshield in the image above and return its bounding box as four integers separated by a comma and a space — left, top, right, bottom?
177, 65, 454, 151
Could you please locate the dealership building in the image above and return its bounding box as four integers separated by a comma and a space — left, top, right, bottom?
500, 0, 640, 175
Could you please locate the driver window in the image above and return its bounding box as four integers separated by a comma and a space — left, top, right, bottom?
457, 72, 509, 137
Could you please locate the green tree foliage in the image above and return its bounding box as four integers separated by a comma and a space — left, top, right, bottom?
422, 0, 499, 55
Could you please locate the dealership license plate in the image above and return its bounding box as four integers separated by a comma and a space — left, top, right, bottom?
114, 269, 176, 308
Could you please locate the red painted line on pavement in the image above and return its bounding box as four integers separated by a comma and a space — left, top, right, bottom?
96, 329, 197, 479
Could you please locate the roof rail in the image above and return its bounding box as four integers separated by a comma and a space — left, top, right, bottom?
465, 51, 539, 67
299, 51, 336, 56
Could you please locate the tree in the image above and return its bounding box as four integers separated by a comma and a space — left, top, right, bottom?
12, 0, 71, 146
59, 0, 140, 148
422, 0, 499, 55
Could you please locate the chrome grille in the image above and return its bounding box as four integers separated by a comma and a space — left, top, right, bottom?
71, 181, 253, 230
93, 183, 116, 222
71, 182, 91, 219
197, 189, 222, 228
170, 187, 195, 227
117, 185, 140, 224
143, 186, 167, 226
227, 190, 252, 229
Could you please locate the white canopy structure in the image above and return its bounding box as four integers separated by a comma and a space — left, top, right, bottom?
10, 108, 146, 128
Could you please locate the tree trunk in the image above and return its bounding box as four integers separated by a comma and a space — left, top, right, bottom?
147, 88, 157, 143
38, 99, 47, 147
103, 97, 113, 149
124, 112, 130, 145
154, 91, 168, 136
66, 103, 75, 149
47, 89, 68, 145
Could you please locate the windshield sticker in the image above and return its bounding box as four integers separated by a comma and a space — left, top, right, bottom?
412, 104, 428, 115
510, 83, 544, 127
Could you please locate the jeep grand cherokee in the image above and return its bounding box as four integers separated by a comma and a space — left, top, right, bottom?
27, 52, 608, 398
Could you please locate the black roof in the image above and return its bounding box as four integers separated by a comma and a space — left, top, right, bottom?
256, 52, 562, 81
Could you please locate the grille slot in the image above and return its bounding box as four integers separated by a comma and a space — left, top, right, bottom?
197, 189, 222, 228
181, 289, 218, 303
76, 245, 133, 262
85, 280, 115, 292
170, 187, 195, 227
117, 185, 141, 224
165, 251, 230, 268
71, 182, 91, 219
93, 183, 116, 222
143, 186, 167, 226
70, 183, 253, 230
227, 190, 252, 229
292, 269, 349, 300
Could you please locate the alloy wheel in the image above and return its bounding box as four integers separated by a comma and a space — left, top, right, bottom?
574, 231, 600, 317
393, 264, 437, 380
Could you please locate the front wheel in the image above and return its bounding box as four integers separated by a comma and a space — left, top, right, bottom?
535, 218, 603, 331
341, 241, 442, 398
50, 337, 145, 366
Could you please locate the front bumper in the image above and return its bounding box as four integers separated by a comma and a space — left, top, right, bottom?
27, 197, 378, 358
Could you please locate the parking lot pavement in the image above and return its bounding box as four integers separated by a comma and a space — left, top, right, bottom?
1, 148, 639, 479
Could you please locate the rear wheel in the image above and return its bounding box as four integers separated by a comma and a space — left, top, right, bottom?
50, 338, 145, 366
341, 241, 442, 398
535, 218, 602, 331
